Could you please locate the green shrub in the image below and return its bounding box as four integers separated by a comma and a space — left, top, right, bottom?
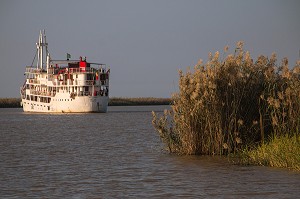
240, 134, 300, 170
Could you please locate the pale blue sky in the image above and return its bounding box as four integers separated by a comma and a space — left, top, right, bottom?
0, 0, 299, 98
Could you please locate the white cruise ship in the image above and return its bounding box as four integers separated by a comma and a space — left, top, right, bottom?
20, 30, 110, 113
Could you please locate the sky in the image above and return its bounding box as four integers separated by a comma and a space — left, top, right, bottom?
0, 0, 299, 98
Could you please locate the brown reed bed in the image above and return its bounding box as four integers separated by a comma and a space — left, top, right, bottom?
152, 41, 300, 169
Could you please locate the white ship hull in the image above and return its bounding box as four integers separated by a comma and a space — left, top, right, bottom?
21, 95, 108, 113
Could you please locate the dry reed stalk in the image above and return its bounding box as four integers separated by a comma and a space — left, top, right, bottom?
153, 41, 300, 156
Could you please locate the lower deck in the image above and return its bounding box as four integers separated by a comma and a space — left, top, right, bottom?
21, 94, 108, 113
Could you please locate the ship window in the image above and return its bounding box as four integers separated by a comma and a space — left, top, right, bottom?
87, 74, 93, 80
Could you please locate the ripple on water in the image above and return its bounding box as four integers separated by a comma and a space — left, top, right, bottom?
0, 107, 299, 198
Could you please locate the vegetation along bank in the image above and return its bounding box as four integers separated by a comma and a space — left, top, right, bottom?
152, 41, 300, 170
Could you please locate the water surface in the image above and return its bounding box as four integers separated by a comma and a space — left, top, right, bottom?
0, 106, 299, 198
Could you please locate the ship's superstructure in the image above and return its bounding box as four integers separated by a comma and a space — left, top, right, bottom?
20, 30, 110, 113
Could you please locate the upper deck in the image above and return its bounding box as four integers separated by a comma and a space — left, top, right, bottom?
25, 57, 106, 75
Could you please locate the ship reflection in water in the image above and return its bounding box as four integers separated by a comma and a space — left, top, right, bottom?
0, 106, 299, 198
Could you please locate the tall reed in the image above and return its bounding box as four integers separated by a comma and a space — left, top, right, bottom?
152, 41, 300, 155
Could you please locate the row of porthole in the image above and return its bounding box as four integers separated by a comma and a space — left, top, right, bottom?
26, 102, 48, 108
53, 99, 73, 102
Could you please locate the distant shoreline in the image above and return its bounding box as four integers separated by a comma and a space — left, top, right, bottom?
0, 97, 171, 108
108, 97, 171, 106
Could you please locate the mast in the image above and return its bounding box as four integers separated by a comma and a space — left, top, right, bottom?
46, 53, 50, 75
36, 29, 48, 69
44, 29, 48, 56
36, 30, 41, 69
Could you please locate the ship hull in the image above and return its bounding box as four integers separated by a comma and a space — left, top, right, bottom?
21, 95, 108, 113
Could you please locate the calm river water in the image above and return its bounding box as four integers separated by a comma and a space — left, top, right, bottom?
0, 106, 299, 198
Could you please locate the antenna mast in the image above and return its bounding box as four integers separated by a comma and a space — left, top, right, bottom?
36, 30, 48, 69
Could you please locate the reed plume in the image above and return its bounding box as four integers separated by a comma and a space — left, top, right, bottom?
152, 41, 300, 156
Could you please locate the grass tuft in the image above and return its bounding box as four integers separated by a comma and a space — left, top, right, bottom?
239, 134, 300, 170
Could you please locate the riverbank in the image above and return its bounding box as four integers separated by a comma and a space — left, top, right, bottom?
0, 98, 21, 108
0, 97, 171, 108
108, 97, 171, 106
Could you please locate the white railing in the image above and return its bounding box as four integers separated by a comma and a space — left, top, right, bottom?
29, 90, 54, 97
25, 67, 46, 74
